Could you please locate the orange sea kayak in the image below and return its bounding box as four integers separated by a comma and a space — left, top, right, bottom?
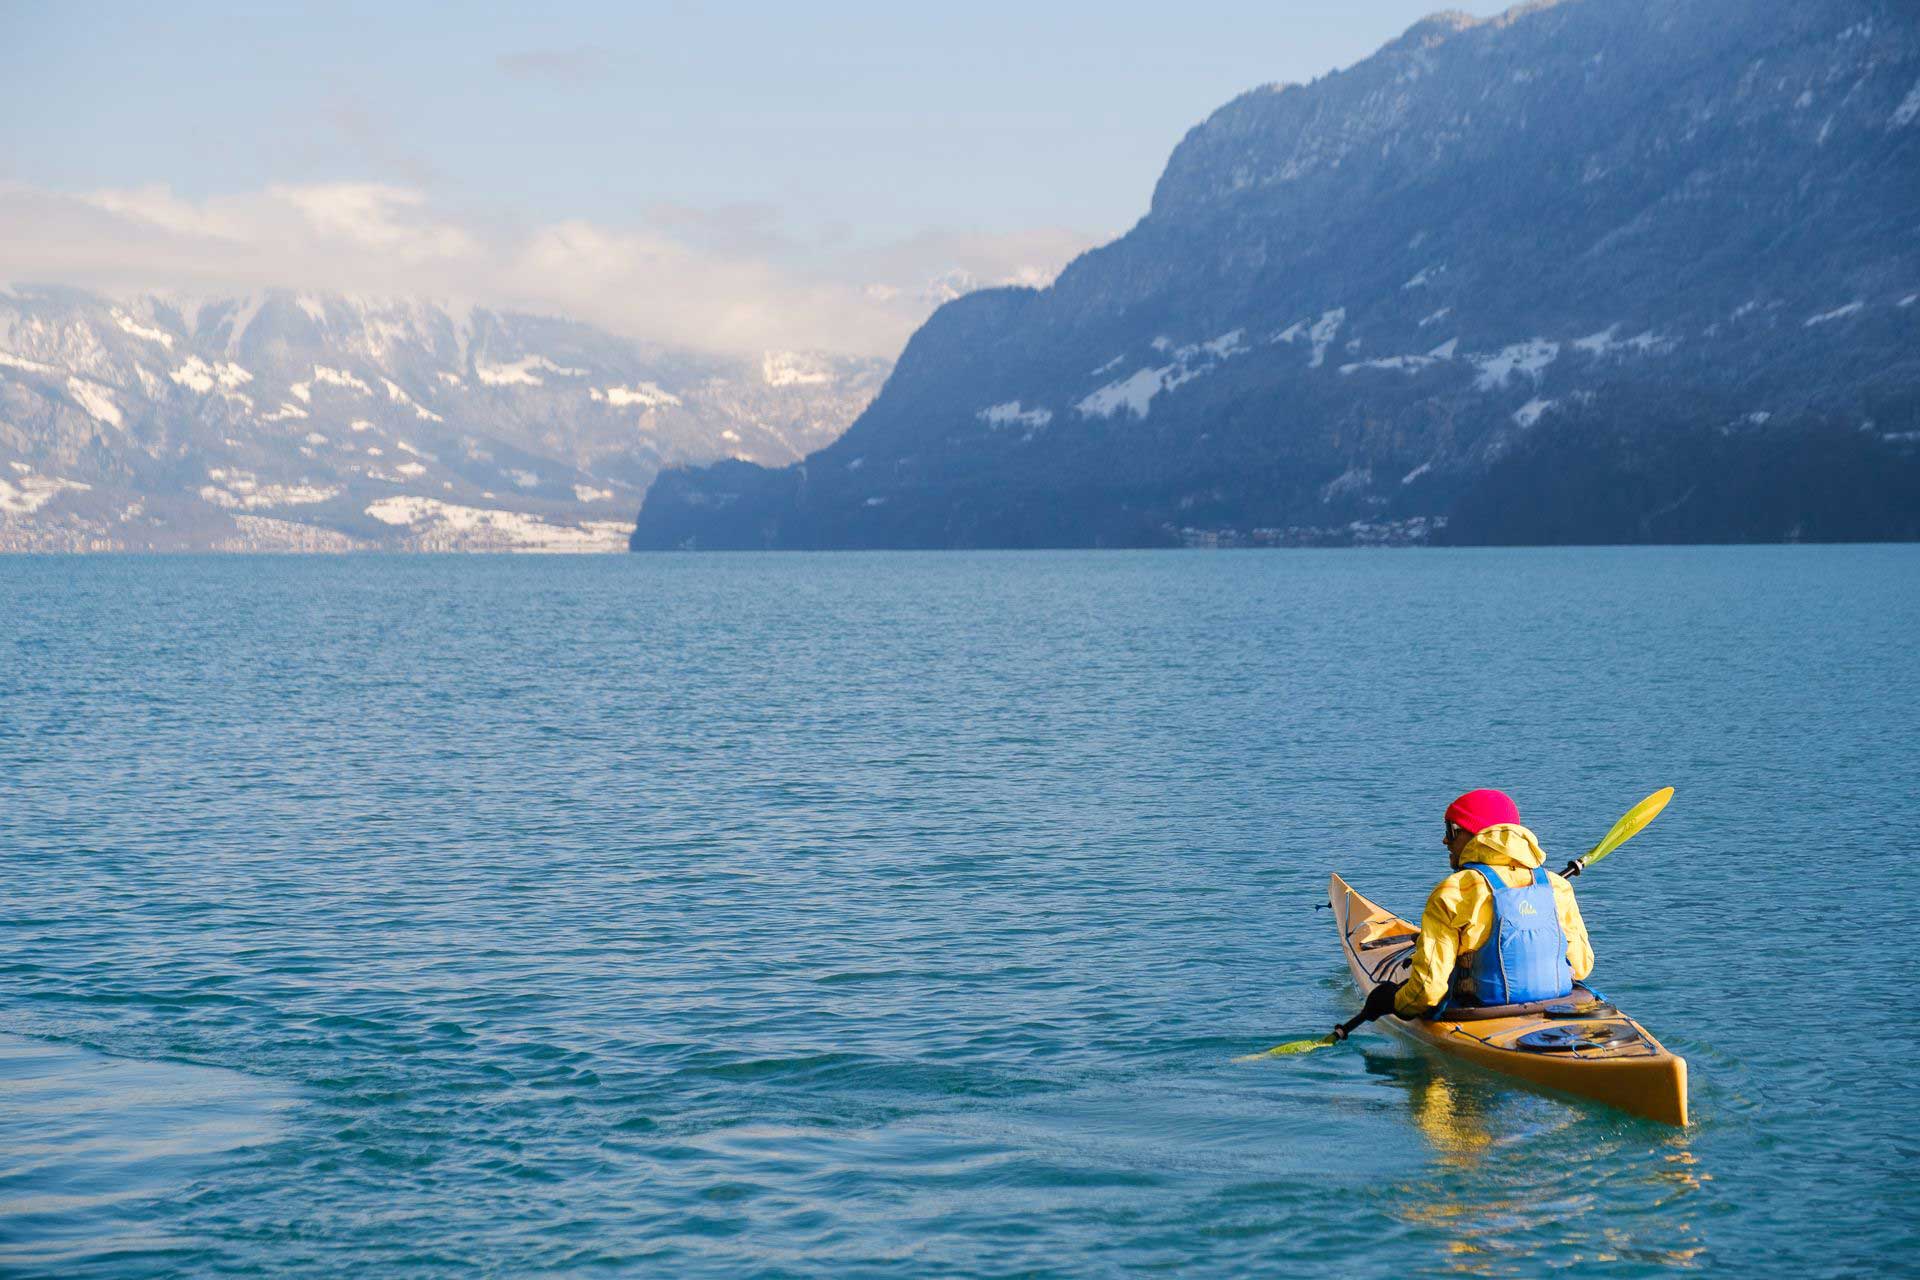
1331, 873, 1688, 1126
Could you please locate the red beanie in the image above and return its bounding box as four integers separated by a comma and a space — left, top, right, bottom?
1446, 789, 1520, 833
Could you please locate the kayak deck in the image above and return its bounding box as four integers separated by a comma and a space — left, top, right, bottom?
1331, 873, 1688, 1126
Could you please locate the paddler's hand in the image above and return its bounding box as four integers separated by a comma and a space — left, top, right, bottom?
1359, 980, 1404, 1025
1333, 981, 1406, 1041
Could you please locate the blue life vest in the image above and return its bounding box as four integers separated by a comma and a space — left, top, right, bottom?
1462, 863, 1573, 1006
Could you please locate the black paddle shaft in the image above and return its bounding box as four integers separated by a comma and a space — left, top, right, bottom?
1332, 980, 1403, 1040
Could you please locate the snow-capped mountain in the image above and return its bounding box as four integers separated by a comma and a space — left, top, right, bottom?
0, 288, 887, 550
634, 0, 1920, 549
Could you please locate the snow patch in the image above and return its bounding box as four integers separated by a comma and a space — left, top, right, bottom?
1472, 339, 1559, 390
0, 472, 90, 514
1306, 309, 1346, 368
507, 468, 540, 488
1403, 264, 1443, 289
1340, 337, 1456, 377
1090, 354, 1125, 377
761, 351, 832, 387
199, 468, 338, 510
111, 309, 173, 348
1202, 329, 1248, 359
436, 371, 464, 386
0, 350, 58, 374
1320, 466, 1372, 503
1573, 325, 1619, 354
1573, 325, 1675, 356
1419, 307, 1452, 328
1401, 462, 1432, 486
168, 356, 253, 394
1270, 310, 1352, 363
1076, 330, 1249, 420
381, 377, 444, 422
1891, 79, 1920, 128
1804, 302, 1864, 326
1076, 366, 1195, 420
66, 377, 123, 427
475, 355, 588, 387
1513, 398, 1556, 428
304, 431, 328, 445
311, 365, 373, 394
573, 484, 615, 503
395, 462, 426, 478
1898, 294, 1916, 308
1341, 354, 1435, 376
263, 402, 308, 422
591, 382, 681, 408
978, 401, 1053, 429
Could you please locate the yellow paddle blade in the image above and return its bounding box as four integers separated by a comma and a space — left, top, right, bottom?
1583, 786, 1674, 867
1233, 1034, 1337, 1063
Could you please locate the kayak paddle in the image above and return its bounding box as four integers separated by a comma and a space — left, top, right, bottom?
1560, 786, 1673, 878
1233, 1004, 1378, 1061
1236, 787, 1675, 1062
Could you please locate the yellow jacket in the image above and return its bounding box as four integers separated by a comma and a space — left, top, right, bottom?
1393, 824, 1594, 1017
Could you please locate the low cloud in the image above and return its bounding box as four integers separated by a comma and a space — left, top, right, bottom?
0, 181, 1102, 357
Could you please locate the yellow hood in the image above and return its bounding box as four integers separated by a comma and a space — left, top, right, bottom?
1452, 823, 1547, 871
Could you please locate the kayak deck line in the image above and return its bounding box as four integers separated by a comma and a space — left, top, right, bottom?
1330, 873, 1689, 1127
1440, 1020, 1665, 1061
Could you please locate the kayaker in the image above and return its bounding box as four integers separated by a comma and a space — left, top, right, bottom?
1361, 789, 1595, 1021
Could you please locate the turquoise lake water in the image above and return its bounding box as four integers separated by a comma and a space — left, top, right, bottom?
1, 548, 1916, 1276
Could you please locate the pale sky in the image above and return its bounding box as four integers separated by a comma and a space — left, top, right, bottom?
1, 1, 1506, 356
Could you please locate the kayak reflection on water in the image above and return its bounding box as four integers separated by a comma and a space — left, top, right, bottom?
1361, 1050, 1503, 1167
1359, 1049, 1709, 1272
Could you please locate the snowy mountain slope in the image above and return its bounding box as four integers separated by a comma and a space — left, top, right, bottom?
0, 288, 887, 550
632, 0, 1920, 549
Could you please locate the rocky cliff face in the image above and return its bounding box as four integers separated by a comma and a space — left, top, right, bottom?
0, 289, 886, 550
633, 0, 1920, 549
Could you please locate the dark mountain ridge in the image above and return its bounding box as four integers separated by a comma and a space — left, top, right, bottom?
633, 0, 1920, 549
